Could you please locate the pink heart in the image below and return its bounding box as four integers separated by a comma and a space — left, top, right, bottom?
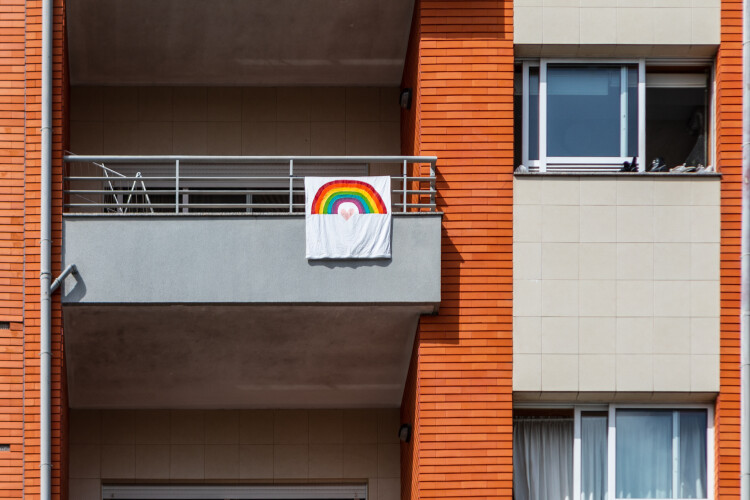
340, 207, 356, 221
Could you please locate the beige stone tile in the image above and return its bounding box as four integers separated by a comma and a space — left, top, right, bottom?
690, 317, 719, 355
138, 87, 173, 121
207, 121, 242, 155
690, 280, 719, 317
70, 444, 100, 478
541, 280, 579, 317
135, 444, 170, 479
308, 444, 343, 479
579, 243, 616, 280
170, 444, 204, 479
513, 205, 543, 242
654, 206, 692, 243
343, 444, 378, 478
69, 478, 101, 500
691, 179, 720, 206
103, 87, 139, 122
344, 410, 379, 444
70, 410, 100, 445
514, 178, 543, 205
542, 7, 579, 43
579, 355, 616, 391
137, 122, 173, 154
579, 317, 616, 354
653, 243, 691, 280
308, 410, 343, 444
652, 7, 691, 44
690, 354, 719, 392
377, 121, 400, 154
102, 121, 139, 154
616, 243, 654, 280
541, 317, 578, 354
239, 444, 274, 479
243, 87, 277, 122
514, 279, 542, 317
541, 243, 578, 279
616, 317, 653, 354
276, 87, 311, 122
205, 410, 239, 445
207, 87, 241, 121
514, 316, 542, 354
100, 444, 135, 479
172, 87, 207, 122
580, 7, 617, 43
377, 443, 399, 478
515, 242, 542, 280
615, 354, 653, 391
653, 317, 690, 354
241, 121, 277, 155
616, 7, 655, 44
617, 206, 653, 243
346, 121, 381, 155
379, 87, 400, 122
240, 410, 275, 444
310, 122, 346, 155
346, 88, 381, 122
654, 280, 690, 317
101, 411, 135, 445
277, 122, 311, 155
541, 205, 580, 243
274, 444, 308, 479
170, 411, 204, 445
309, 87, 346, 121
515, 7, 544, 44
653, 180, 692, 205
616, 179, 653, 205
616, 280, 654, 317
690, 243, 720, 281
70, 121, 103, 154
542, 178, 579, 205
513, 354, 542, 391
135, 410, 170, 444
377, 409, 399, 444
580, 179, 616, 205
653, 354, 690, 391
274, 410, 309, 445
377, 477, 400, 500
72, 86, 103, 121
580, 206, 616, 243
173, 122, 207, 155
541, 354, 578, 391
579, 279, 616, 317
689, 205, 720, 243
204, 444, 240, 479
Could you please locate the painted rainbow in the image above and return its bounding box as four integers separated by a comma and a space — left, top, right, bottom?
311, 179, 388, 215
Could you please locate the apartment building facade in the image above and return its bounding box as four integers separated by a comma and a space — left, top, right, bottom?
0, 0, 742, 499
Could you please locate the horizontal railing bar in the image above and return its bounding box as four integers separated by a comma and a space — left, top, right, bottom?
65, 176, 435, 182
66, 190, 296, 195
64, 155, 438, 164
64, 203, 303, 209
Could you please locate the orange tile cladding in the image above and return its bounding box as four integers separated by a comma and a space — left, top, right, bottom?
716, 1, 742, 499
400, 1, 514, 499
0, 0, 66, 497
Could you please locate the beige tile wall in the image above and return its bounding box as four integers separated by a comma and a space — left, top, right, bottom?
70, 86, 401, 159
69, 409, 400, 500
514, 0, 720, 52
513, 176, 721, 396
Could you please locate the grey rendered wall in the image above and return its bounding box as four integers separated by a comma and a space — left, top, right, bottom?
513, 176, 721, 396
62, 214, 441, 305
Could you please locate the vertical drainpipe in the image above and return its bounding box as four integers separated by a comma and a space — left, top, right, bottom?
742, 0, 750, 498
39, 0, 53, 497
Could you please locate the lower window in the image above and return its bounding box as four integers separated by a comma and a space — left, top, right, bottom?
513, 405, 712, 500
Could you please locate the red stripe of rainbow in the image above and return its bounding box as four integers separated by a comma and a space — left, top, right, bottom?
311, 180, 388, 215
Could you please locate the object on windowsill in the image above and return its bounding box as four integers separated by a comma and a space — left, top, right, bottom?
619, 156, 638, 172
671, 164, 687, 173
650, 157, 668, 172
515, 164, 529, 173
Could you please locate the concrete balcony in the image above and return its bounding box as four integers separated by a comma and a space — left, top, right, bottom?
61, 155, 441, 409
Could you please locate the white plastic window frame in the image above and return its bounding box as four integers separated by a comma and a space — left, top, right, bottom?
521, 59, 647, 172
515, 403, 714, 500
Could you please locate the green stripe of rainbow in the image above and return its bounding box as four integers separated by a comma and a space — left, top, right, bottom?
311, 180, 388, 215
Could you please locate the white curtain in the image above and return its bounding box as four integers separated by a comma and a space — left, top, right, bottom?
581, 415, 608, 500
679, 411, 707, 499
616, 411, 673, 499
514, 418, 574, 500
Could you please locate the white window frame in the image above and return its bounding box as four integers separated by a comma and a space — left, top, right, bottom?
521, 59, 647, 173
516, 403, 715, 500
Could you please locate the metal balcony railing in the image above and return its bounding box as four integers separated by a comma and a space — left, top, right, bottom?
63, 155, 438, 214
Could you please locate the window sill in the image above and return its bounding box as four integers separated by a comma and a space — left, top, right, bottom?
514, 171, 722, 178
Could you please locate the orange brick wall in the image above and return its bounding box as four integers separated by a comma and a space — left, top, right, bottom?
401, 1, 514, 499
0, 0, 66, 497
716, 0, 742, 498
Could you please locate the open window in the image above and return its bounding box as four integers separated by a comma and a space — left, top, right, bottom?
513, 405, 713, 500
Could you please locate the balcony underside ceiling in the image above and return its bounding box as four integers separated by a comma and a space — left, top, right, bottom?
66, 0, 415, 86
64, 304, 428, 409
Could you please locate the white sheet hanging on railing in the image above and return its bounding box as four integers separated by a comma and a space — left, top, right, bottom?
305, 176, 391, 259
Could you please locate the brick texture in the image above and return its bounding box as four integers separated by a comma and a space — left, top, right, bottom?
401, 1, 514, 499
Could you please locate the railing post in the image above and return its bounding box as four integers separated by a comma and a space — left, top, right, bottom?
289, 159, 294, 213
175, 159, 180, 213
402, 159, 408, 213
430, 161, 436, 212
